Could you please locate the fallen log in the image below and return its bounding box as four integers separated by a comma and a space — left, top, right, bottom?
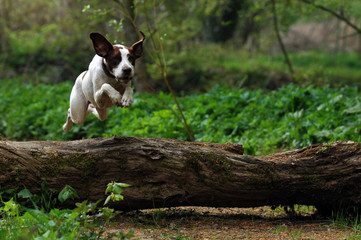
1, 137, 360, 214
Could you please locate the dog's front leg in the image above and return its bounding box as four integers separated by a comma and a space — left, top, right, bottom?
95, 83, 122, 108
121, 82, 133, 108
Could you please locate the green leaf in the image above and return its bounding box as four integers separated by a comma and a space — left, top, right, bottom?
105, 182, 114, 194
115, 183, 131, 188
48, 220, 56, 227
104, 195, 111, 206
42, 230, 51, 238
112, 185, 123, 195
315, 130, 332, 138
343, 102, 361, 114
58, 185, 79, 203
18, 188, 32, 199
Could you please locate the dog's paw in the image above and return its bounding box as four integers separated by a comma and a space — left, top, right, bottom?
121, 95, 133, 108
111, 94, 122, 106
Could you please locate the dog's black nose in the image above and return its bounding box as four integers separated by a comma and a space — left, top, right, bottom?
123, 68, 132, 75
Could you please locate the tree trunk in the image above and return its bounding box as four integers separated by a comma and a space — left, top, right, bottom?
0, 0, 9, 53
122, 0, 152, 93
1, 137, 360, 214
0, 0, 10, 76
204, 0, 243, 43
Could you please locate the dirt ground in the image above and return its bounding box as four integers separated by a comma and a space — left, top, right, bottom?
110, 206, 359, 240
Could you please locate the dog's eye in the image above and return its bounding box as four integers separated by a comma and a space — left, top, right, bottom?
116, 55, 122, 62
107, 54, 122, 69
128, 54, 135, 63
111, 55, 122, 65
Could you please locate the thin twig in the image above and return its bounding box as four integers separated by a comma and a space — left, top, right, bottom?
113, 0, 194, 141
112, 1, 175, 113
301, 0, 361, 35
151, 0, 194, 141
271, 0, 294, 77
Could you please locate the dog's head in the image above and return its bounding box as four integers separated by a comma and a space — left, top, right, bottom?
90, 32, 145, 84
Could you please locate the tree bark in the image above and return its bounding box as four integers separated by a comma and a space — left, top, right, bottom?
1, 137, 360, 214
119, 0, 153, 93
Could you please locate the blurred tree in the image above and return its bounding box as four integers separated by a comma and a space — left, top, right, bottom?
0, 0, 107, 81
0, 0, 10, 55
113, 0, 152, 93
2, 0, 361, 89
204, 0, 244, 43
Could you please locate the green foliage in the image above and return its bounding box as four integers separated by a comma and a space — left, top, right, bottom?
16, 181, 58, 211
104, 182, 130, 205
0, 79, 74, 140
58, 185, 80, 203
0, 200, 133, 239
163, 45, 361, 92
1, 79, 361, 155
3, 0, 361, 89
0, 0, 112, 82
1, 181, 78, 212
0, 182, 133, 239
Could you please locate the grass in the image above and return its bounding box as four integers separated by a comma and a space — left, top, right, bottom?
331, 207, 361, 236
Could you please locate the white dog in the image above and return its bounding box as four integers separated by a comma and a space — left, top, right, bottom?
63, 32, 145, 131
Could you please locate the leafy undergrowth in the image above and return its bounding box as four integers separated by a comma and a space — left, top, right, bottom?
0, 182, 133, 239
112, 206, 360, 239
2, 79, 361, 155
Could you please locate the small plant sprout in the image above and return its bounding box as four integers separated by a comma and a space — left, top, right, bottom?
104, 181, 130, 205
58, 185, 80, 203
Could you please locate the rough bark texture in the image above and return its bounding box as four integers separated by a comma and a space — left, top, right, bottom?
0, 137, 360, 213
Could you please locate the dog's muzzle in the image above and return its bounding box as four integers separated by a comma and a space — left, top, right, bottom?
116, 77, 131, 84
116, 68, 132, 84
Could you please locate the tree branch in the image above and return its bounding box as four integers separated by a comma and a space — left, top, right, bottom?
271, 0, 294, 76
301, 0, 361, 35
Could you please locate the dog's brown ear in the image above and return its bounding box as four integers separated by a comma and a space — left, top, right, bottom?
90, 33, 113, 58
130, 31, 145, 58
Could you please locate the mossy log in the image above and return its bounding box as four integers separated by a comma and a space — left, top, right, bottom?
1, 137, 361, 213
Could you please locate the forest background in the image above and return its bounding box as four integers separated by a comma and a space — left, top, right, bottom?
1, 0, 361, 155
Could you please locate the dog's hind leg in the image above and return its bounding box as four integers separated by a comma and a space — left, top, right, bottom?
87, 104, 109, 121
63, 77, 89, 131
63, 108, 74, 131
63, 99, 88, 131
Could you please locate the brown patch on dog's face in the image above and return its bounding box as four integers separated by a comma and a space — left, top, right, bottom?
106, 45, 136, 84
106, 46, 122, 71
